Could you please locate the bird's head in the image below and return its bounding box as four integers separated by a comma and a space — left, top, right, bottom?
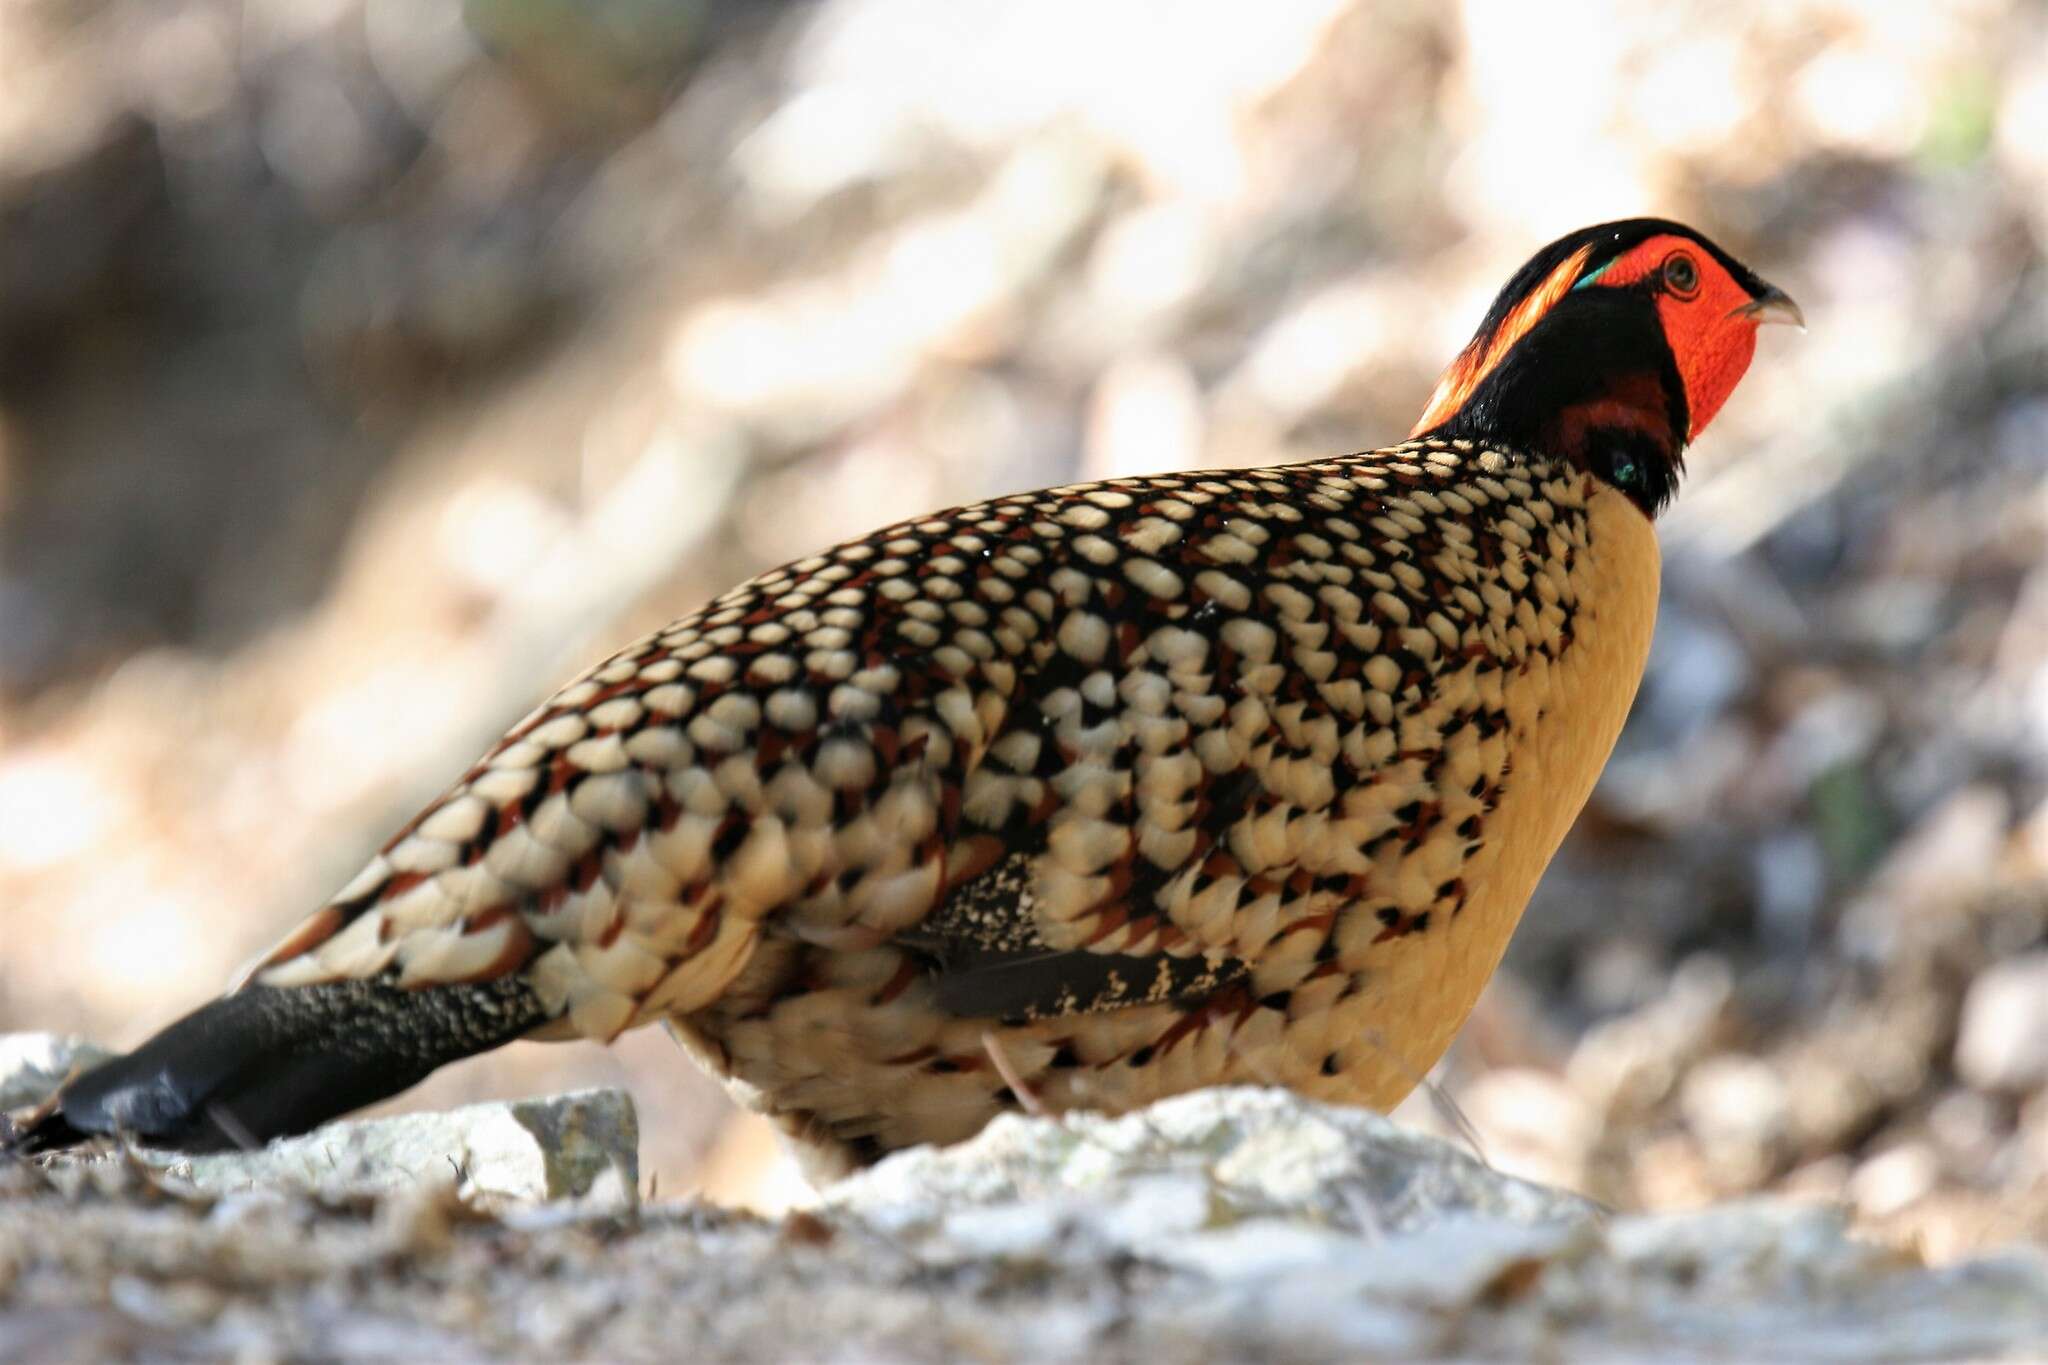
1412, 218, 1801, 516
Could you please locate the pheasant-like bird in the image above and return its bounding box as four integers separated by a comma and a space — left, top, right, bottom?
14, 220, 1798, 1170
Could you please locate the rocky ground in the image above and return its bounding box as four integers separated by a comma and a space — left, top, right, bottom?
5, 1039, 2045, 1363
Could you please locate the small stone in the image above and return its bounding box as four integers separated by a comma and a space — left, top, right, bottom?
1150, 1219, 1361, 1280
1339, 1215, 1588, 1310
150, 1088, 639, 1205
2022, 1087, 2048, 1155
1458, 1065, 1598, 1189
1927, 1088, 2005, 1168
1778, 1154, 1853, 1205
1839, 786, 2010, 963
1679, 1052, 1791, 1189
1955, 952, 2048, 1091
1632, 1132, 1716, 1210
0, 1034, 116, 1113
1849, 1142, 1941, 1219
1778, 1045, 1884, 1152
935, 1202, 1065, 1261
828, 1086, 1598, 1241
1567, 955, 1733, 1116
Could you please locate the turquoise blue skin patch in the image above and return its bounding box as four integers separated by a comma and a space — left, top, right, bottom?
1573, 259, 1618, 291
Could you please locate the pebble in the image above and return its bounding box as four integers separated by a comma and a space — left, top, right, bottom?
1955, 952, 2048, 1091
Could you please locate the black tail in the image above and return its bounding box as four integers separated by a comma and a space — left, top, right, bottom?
8, 977, 549, 1153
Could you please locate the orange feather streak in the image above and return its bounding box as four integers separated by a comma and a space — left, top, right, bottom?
1410, 244, 1592, 435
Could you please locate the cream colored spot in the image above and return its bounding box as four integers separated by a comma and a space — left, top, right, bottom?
386, 836, 457, 875
555, 681, 599, 708
815, 738, 878, 790
766, 689, 819, 732
807, 649, 858, 680
1050, 817, 1129, 875
1263, 583, 1314, 622
1125, 559, 1183, 600
1220, 618, 1278, 663
1073, 534, 1118, 566
1194, 570, 1252, 612
829, 684, 883, 724
1122, 516, 1183, 555
484, 825, 568, 890
625, 726, 691, 768
566, 733, 630, 773
806, 626, 854, 651
643, 683, 696, 717
417, 794, 489, 844
587, 697, 645, 732
1058, 611, 1112, 664
571, 770, 648, 831
686, 656, 740, 686
528, 713, 589, 750
687, 713, 744, 754
529, 794, 598, 856
747, 653, 799, 686
1202, 533, 1258, 566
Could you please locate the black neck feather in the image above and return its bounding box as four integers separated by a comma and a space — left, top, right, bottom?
1426, 288, 1689, 517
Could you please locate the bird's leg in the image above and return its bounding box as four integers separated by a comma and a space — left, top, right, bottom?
980, 1030, 1049, 1118
205, 1102, 262, 1154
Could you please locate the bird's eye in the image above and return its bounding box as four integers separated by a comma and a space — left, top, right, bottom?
1610, 453, 1640, 488
1662, 252, 1700, 296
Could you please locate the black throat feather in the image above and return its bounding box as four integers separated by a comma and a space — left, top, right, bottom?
1427, 285, 1689, 517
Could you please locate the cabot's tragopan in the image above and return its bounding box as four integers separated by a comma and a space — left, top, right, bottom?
13, 220, 1800, 1173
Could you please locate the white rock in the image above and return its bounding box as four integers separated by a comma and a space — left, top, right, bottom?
1955, 951, 2048, 1091
151, 1088, 640, 1205
825, 1088, 2048, 1360
8, 1069, 2048, 1359
1850, 1142, 1940, 1219
1148, 1218, 1362, 1280
828, 1085, 1598, 1240
1459, 1064, 1599, 1187
4, 1032, 637, 1206
1681, 1051, 1792, 1185
1840, 786, 2010, 964
0, 1033, 116, 1112
1568, 954, 1733, 1114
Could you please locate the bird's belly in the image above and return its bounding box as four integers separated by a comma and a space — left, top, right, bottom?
1320, 485, 1662, 1104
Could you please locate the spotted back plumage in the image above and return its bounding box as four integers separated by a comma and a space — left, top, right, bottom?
248, 436, 1658, 1164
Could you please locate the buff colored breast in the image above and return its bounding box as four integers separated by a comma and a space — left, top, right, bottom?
1321, 479, 1661, 1107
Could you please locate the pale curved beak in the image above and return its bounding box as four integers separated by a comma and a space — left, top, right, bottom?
1734, 283, 1805, 331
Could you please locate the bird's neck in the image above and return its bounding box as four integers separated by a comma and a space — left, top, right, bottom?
1428, 304, 1689, 517
1529, 368, 1685, 516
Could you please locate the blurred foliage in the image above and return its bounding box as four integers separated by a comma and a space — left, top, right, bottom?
0, 0, 2043, 1247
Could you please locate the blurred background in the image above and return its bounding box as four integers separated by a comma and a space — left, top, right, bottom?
2, 0, 2044, 1254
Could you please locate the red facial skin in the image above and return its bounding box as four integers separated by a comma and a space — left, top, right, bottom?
1581, 232, 1765, 441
